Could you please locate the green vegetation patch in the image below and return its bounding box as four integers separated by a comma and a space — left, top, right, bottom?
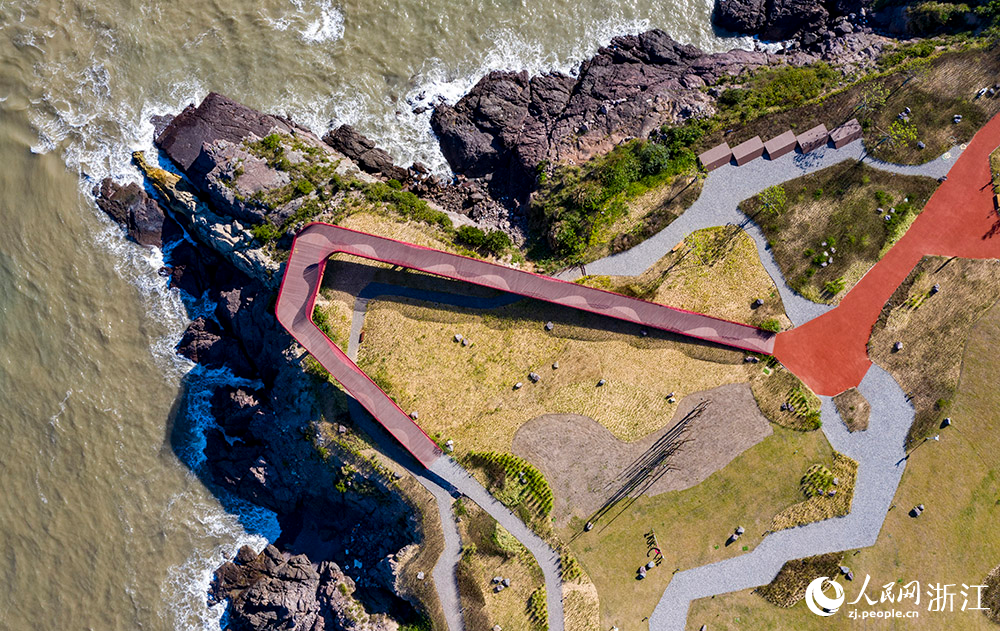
530, 122, 710, 267
465, 451, 555, 522
741, 162, 938, 303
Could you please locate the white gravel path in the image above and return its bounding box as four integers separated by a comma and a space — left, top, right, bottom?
564, 140, 962, 326
554, 140, 952, 628
652, 364, 913, 630
344, 137, 955, 630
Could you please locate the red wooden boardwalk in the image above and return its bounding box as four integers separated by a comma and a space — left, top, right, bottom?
275, 223, 775, 468
774, 113, 1000, 395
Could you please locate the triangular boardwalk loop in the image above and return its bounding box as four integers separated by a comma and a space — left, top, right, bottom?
276, 223, 774, 468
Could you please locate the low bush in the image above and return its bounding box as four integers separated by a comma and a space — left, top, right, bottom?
455, 225, 512, 256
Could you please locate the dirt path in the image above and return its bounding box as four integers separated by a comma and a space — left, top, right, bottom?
774, 114, 1000, 395
511, 383, 772, 526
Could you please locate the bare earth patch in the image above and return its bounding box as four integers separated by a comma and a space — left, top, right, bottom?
833, 387, 870, 432
511, 383, 772, 526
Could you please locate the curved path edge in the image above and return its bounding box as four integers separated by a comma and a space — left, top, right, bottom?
570, 139, 962, 327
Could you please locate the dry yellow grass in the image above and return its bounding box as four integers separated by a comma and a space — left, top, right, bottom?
869, 256, 1000, 445
580, 226, 791, 329
833, 387, 870, 432
357, 297, 752, 452
769, 452, 857, 532
750, 366, 823, 431
338, 210, 464, 253
562, 581, 601, 631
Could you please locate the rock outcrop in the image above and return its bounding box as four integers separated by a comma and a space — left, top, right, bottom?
431, 30, 783, 202
92, 179, 166, 247
323, 125, 409, 182
210, 545, 398, 631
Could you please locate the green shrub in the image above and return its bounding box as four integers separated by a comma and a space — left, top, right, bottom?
250, 221, 283, 243
757, 185, 788, 215
760, 318, 783, 333
638, 142, 672, 176
527, 588, 548, 630
824, 277, 847, 295
455, 225, 511, 256
293, 179, 315, 196
261, 133, 283, 152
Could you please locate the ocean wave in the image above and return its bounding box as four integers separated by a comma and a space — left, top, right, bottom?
261, 0, 345, 44
163, 489, 278, 631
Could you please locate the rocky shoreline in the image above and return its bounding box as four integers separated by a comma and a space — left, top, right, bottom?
93, 6, 946, 627
96, 98, 433, 630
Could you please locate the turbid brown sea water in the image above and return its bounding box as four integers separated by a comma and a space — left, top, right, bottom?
0, 0, 752, 628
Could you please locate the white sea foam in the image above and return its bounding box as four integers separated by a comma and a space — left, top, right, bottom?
163, 488, 278, 631
262, 0, 345, 44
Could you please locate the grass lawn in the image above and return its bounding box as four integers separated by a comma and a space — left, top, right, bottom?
686, 297, 1000, 630
741, 162, 938, 303
454, 499, 546, 631
868, 256, 1000, 447
564, 425, 837, 631
578, 226, 791, 330
356, 294, 757, 452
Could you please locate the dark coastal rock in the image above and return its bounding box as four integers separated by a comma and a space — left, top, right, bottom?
92, 179, 165, 247
323, 125, 409, 182
713, 0, 871, 40
210, 545, 397, 631
189, 139, 291, 225
214, 282, 286, 384
157, 92, 299, 172
431, 30, 760, 201
210, 386, 267, 438
176, 317, 255, 378
205, 430, 299, 514
713, 0, 770, 33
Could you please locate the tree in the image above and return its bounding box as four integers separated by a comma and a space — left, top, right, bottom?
889, 119, 918, 146
757, 185, 788, 215
858, 82, 889, 120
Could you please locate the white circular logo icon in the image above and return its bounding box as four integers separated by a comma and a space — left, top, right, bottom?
805, 576, 845, 616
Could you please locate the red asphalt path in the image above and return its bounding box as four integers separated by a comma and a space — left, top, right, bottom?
775, 113, 1000, 395
276, 223, 775, 467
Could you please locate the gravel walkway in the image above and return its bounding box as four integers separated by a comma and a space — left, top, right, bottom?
651, 364, 913, 630
557, 139, 960, 628
568, 140, 962, 327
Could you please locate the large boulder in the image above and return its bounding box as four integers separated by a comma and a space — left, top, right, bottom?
156, 92, 299, 172
210, 386, 267, 438
176, 316, 255, 378
323, 125, 408, 182
92, 179, 165, 247
205, 430, 299, 514
713, 0, 871, 39
761, 0, 830, 40
713, 0, 770, 33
